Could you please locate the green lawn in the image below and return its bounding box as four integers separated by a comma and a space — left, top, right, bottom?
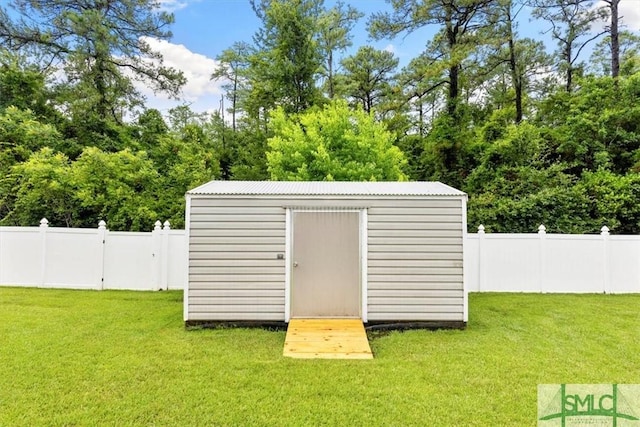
0, 288, 638, 426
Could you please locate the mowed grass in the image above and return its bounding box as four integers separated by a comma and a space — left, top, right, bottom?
0, 289, 639, 426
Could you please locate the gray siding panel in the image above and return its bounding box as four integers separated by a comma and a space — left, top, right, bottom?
190, 289, 284, 298
368, 245, 461, 253
188, 312, 284, 321
188, 196, 287, 321
368, 221, 461, 230
369, 229, 462, 238
368, 252, 462, 261
368, 282, 463, 290
371, 214, 461, 223
190, 221, 283, 230
369, 289, 463, 298
187, 194, 465, 323
190, 252, 284, 260
369, 275, 463, 283
190, 244, 284, 253
188, 282, 284, 290
189, 305, 285, 313
189, 274, 285, 282
369, 312, 462, 321
368, 259, 461, 268
367, 199, 464, 322
368, 207, 461, 215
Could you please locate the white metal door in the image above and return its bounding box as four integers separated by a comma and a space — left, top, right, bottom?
291, 211, 360, 317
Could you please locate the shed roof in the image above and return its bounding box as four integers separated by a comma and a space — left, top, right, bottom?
188, 181, 466, 197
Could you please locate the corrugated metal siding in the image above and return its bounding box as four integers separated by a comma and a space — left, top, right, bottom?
189, 180, 466, 197
187, 195, 465, 322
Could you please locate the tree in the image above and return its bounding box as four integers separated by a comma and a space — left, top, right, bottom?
395, 54, 443, 136
247, 0, 324, 116
68, 147, 160, 230
579, 169, 640, 234
479, 5, 551, 123
0, 0, 185, 124
369, 0, 494, 119
0, 106, 62, 167
150, 123, 221, 226
481, 0, 552, 123
530, 0, 608, 92
0, 50, 58, 121
266, 100, 407, 181
211, 42, 252, 132
535, 73, 640, 175
7, 146, 160, 230
316, 2, 363, 98
7, 148, 77, 227
135, 108, 169, 151
338, 46, 399, 114
0, 107, 64, 222
590, 31, 640, 77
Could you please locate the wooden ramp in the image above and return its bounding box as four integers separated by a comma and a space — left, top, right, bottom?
283, 319, 373, 359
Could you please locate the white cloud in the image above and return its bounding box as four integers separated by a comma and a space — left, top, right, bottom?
384, 44, 396, 54
156, 0, 191, 13
138, 37, 226, 114
619, 0, 640, 31
594, 0, 640, 31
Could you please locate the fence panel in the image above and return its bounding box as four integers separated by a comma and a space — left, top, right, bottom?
103, 232, 154, 290
543, 236, 604, 293
609, 236, 640, 293
0, 227, 41, 286
481, 235, 540, 292
45, 228, 102, 289
167, 231, 187, 290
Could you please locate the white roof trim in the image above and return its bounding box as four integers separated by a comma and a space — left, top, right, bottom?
187, 181, 466, 197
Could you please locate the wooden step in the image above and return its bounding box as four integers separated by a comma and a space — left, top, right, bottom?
283, 318, 373, 359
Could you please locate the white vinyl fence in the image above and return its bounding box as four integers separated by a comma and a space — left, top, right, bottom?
1, 221, 639, 293
0, 219, 185, 291
465, 225, 640, 293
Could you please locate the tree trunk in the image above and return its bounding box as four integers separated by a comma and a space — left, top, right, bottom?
565, 44, 573, 92
445, 7, 459, 118
95, 54, 109, 122
327, 50, 334, 98
418, 98, 424, 136
505, 2, 523, 123
610, 0, 620, 79
448, 64, 459, 117
232, 74, 238, 132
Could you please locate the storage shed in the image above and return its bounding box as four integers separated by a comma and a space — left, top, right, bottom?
184, 181, 468, 328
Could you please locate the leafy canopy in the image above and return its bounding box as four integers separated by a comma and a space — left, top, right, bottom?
266, 100, 407, 181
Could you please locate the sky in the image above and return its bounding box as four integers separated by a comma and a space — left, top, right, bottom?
144, 0, 640, 116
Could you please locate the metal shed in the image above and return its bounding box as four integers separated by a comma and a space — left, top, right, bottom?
184, 181, 468, 328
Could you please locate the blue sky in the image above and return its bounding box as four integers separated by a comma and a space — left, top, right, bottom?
144, 0, 640, 116
168, 0, 423, 64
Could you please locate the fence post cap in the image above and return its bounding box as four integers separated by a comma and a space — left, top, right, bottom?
98, 220, 106, 229
154, 220, 162, 230
163, 220, 171, 230
477, 224, 485, 234
538, 224, 546, 234
39, 218, 49, 227
601, 226, 610, 235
